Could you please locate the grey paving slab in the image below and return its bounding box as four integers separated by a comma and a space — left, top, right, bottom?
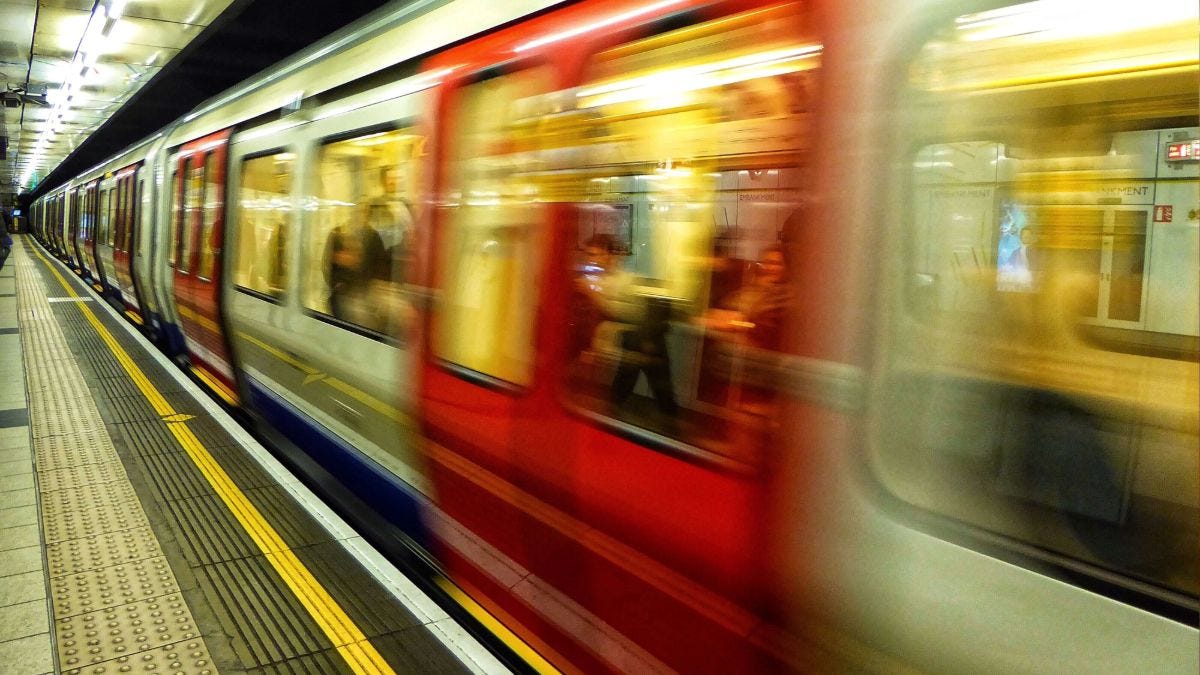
0, 524, 40, 551
0, 447, 29, 464
0, 426, 30, 450
0, 545, 42, 577
0, 502, 37, 527
0, 487, 36, 511
0, 458, 32, 477
0, 598, 51, 642
0, 569, 47, 607
0, 395, 29, 411
0, 470, 34, 493
0, 632, 54, 675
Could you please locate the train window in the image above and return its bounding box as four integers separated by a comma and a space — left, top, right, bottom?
432, 67, 554, 386
180, 158, 204, 274
878, 0, 1199, 601
304, 126, 421, 338
117, 176, 128, 252
197, 153, 221, 280
113, 181, 123, 251
98, 188, 111, 247
234, 151, 293, 300
537, 4, 818, 467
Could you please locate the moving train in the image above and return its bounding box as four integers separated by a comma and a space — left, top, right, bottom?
28, 0, 1199, 671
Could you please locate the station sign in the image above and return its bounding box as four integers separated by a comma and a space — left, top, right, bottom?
1165, 139, 1200, 162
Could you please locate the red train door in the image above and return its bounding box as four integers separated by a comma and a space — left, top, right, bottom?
170, 129, 238, 404
417, 2, 816, 672
112, 163, 144, 324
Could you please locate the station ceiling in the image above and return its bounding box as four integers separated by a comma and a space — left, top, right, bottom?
2, 0, 394, 208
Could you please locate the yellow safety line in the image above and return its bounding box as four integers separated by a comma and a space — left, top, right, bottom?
28, 243, 394, 675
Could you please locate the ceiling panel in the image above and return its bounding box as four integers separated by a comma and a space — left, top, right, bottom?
110, 15, 205, 50
3, 0, 237, 201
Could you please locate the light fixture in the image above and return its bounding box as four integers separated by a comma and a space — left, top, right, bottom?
23, 0, 129, 189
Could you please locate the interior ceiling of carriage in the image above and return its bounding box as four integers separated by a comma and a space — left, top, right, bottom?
1, 0, 396, 208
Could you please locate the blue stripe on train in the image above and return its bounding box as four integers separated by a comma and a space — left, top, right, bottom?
245, 374, 428, 545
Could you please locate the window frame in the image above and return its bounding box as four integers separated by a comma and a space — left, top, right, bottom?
549, 9, 813, 473
300, 121, 413, 345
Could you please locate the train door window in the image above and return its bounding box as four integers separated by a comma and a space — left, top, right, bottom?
97, 188, 111, 247
879, 1, 1199, 600
114, 180, 126, 252
198, 153, 221, 280
125, 174, 137, 252
234, 151, 293, 300
305, 127, 422, 337
118, 175, 130, 251
432, 67, 554, 386
180, 158, 204, 274
542, 3, 819, 468
168, 168, 179, 266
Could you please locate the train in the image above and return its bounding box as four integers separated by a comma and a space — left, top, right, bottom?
27, 0, 1199, 672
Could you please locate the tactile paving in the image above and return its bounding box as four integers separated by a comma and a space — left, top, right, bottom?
37, 459, 130, 492
46, 526, 165, 577
42, 498, 153, 543
33, 430, 121, 471
40, 478, 139, 514
63, 637, 217, 675
56, 594, 205, 671
32, 409, 107, 439
50, 556, 181, 619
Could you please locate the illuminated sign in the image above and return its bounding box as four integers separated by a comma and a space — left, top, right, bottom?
1165, 139, 1200, 162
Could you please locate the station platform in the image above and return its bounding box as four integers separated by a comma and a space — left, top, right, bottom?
0, 237, 509, 674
